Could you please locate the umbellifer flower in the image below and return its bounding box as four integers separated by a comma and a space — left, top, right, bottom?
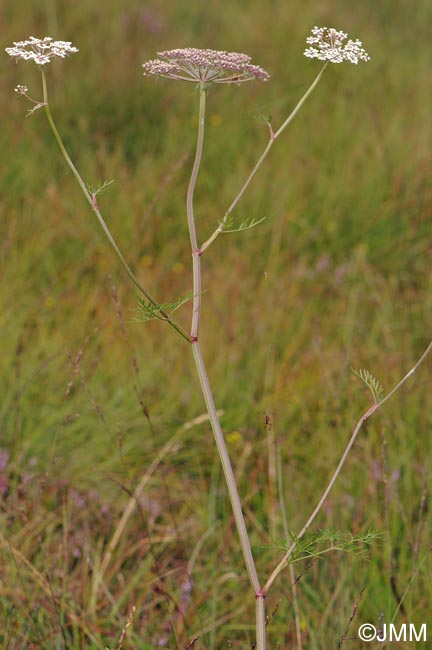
142, 48, 270, 84
5, 36, 78, 66
14, 84, 29, 95
304, 27, 370, 64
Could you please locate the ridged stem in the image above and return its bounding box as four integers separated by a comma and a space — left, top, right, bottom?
186, 85, 265, 649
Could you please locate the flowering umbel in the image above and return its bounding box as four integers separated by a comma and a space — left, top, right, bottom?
5, 36, 78, 65
142, 48, 270, 84
304, 27, 370, 64
14, 85, 29, 95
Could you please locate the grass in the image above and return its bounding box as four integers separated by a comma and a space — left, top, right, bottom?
1, 0, 431, 647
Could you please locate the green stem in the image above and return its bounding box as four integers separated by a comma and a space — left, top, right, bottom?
40, 69, 190, 343
191, 343, 260, 594
261, 338, 432, 595
273, 63, 328, 139
200, 64, 328, 253
187, 87, 206, 341
186, 86, 264, 648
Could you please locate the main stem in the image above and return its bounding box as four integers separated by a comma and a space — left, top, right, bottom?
40, 70, 190, 342
186, 86, 266, 648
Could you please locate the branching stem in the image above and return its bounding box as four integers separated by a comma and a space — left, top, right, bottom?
261, 338, 432, 595
186, 85, 264, 648
200, 64, 327, 253
40, 69, 190, 343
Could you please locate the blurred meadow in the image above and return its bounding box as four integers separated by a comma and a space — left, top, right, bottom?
1, 0, 431, 647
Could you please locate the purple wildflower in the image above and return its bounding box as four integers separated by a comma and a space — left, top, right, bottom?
0, 450, 9, 472
143, 47, 270, 84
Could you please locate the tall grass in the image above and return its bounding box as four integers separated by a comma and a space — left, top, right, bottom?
1, 0, 431, 647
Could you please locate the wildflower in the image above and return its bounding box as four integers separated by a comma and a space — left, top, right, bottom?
5, 36, 78, 66
12, 83, 46, 115
304, 27, 370, 64
142, 47, 270, 84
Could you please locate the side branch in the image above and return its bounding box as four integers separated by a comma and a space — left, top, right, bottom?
40, 70, 190, 343
200, 64, 328, 253
261, 338, 432, 595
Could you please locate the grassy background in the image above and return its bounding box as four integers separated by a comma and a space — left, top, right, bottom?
1, 0, 431, 647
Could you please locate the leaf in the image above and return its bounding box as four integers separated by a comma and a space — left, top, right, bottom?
351, 368, 384, 404
86, 179, 115, 196
276, 528, 386, 564
134, 293, 195, 323
221, 214, 267, 234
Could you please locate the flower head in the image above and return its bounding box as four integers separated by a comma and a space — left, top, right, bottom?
6, 36, 78, 66
142, 48, 270, 84
304, 27, 370, 64
14, 84, 29, 95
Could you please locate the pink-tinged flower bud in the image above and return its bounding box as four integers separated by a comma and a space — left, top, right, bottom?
143, 47, 270, 84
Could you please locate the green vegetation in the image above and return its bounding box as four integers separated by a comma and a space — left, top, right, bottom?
1, 0, 431, 647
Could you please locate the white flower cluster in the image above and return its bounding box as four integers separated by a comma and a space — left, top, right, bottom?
14, 84, 29, 95
304, 27, 370, 64
6, 36, 78, 66
143, 47, 270, 84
